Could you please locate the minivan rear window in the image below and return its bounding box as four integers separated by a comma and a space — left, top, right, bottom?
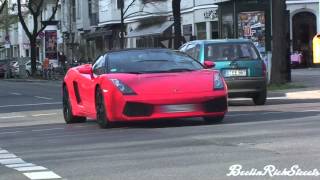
204, 43, 259, 61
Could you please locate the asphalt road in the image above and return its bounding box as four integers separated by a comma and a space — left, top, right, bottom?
0, 80, 320, 180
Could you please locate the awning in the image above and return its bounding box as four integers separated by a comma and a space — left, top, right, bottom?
83, 29, 113, 39
127, 21, 173, 38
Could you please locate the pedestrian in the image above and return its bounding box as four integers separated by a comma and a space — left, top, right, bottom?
42, 58, 49, 79
58, 52, 66, 74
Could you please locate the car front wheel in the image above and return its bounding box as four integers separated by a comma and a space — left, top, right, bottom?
95, 88, 111, 129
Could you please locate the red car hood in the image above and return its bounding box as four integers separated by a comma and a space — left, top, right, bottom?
107, 70, 215, 95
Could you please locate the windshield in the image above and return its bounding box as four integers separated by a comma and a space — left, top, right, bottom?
107, 50, 203, 74
204, 43, 259, 61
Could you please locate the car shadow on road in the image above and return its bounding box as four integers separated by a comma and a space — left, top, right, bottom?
229, 98, 320, 106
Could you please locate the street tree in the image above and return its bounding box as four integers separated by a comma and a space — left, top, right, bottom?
117, 0, 167, 49
17, 0, 59, 77
172, 0, 182, 49
270, 0, 288, 84
0, 0, 7, 14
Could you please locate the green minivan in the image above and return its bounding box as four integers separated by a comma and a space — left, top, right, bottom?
180, 39, 267, 105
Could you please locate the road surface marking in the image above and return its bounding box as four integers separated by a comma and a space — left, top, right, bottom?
0, 102, 61, 108
0, 158, 25, 165
0, 131, 24, 135
6, 163, 35, 168
0, 150, 9, 154
0, 154, 17, 159
227, 113, 251, 117
32, 113, 57, 117
32, 127, 64, 132
34, 96, 53, 100
230, 97, 287, 101
0, 148, 62, 179
11, 92, 22, 96
15, 166, 47, 172
23, 171, 61, 180
0, 115, 25, 119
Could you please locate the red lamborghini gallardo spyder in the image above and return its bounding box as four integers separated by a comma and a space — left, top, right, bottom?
63, 49, 228, 128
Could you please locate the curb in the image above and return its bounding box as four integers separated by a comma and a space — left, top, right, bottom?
1, 79, 62, 83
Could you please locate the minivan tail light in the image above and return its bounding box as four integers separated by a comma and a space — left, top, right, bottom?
262, 62, 267, 77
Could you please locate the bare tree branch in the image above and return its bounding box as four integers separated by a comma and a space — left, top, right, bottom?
0, 0, 7, 14
123, 0, 137, 16
17, 0, 32, 39
37, 0, 59, 36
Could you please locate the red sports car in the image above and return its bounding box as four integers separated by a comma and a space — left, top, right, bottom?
63, 49, 228, 128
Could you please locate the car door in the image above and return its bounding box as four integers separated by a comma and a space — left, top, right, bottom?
77, 56, 105, 115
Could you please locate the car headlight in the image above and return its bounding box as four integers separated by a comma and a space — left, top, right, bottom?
214, 73, 224, 90
110, 79, 136, 95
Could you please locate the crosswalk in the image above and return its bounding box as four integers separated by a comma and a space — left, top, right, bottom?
0, 147, 62, 180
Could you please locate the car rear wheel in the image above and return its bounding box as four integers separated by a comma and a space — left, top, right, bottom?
252, 89, 267, 105
63, 85, 86, 124
95, 88, 110, 129
203, 116, 224, 124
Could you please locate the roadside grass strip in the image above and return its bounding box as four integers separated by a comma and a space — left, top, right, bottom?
0, 148, 62, 179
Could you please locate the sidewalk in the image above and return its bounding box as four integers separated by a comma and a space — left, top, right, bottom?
268, 68, 320, 99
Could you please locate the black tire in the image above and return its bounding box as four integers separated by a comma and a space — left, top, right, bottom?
95, 88, 110, 129
203, 116, 224, 124
62, 85, 86, 124
253, 89, 267, 105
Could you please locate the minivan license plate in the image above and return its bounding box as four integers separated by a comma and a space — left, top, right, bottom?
223, 69, 247, 77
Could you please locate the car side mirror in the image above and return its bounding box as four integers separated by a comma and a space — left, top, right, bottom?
204, 61, 215, 69
78, 65, 93, 76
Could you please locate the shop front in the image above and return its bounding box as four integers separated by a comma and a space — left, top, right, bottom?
217, 0, 272, 57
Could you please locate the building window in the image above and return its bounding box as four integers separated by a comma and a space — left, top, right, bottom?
117, 0, 123, 9
211, 21, 219, 39
72, 0, 76, 22
76, 0, 81, 19
183, 24, 192, 36
196, 22, 206, 40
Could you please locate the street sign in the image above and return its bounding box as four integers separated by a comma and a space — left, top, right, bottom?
38, 32, 45, 39
4, 44, 10, 49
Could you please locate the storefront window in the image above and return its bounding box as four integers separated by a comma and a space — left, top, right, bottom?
221, 13, 233, 38
196, 22, 207, 40
238, 11, 266, 57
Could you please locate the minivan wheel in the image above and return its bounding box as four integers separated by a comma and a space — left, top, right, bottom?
253, 89, 267, 105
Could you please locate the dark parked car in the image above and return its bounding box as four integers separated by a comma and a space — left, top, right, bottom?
0, 61, 7, 78
180, 39, 267, 105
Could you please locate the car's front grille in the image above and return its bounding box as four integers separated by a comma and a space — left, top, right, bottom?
203, 97, 227, 113
123, 102, 154, 117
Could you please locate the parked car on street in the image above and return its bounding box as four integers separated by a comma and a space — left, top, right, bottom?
63, 49, 228, 128
180, 39, 267, 105
11, 60, 42, 77
0, 61, 7, 78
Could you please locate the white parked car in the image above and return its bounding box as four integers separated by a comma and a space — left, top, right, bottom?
11, 60, 42, 77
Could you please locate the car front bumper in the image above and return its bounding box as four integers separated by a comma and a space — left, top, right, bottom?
104, 91, 228, 122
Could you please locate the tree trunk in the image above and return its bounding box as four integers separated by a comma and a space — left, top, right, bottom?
120, 6, 125, 49
270, 0, 287, 84
30, 37, 37, 77
172, 0, 182, 49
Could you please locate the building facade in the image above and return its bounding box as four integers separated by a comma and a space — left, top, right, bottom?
287, 0, 319, 66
